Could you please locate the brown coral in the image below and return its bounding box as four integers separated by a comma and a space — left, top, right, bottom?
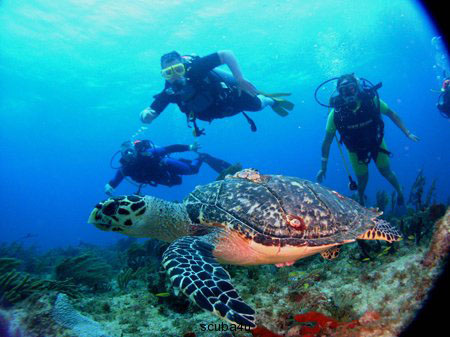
422, 208, 450, 267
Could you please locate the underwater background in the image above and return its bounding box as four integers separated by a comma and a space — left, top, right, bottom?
0, 1, 449, 336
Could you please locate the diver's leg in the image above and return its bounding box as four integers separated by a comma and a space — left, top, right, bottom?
375, 141, 404, 205
348, 151, 369, 206
198, 153, 231, 173
163, 158, 202, 176
232, 92, 268, 112
257, 95, 274, 109
356, 173, 369, 206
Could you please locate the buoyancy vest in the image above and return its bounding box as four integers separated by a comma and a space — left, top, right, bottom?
334, 91, 387, 163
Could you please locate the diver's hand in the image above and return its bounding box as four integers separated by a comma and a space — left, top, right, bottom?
189, 142, 201, 152
316, 169, 327, 183
236, 78, 258, 97
140, 107, 158, 124
104, 183, 114, 196
406, 131, 420, 142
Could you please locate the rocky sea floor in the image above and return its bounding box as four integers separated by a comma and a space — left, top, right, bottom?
1, 205, 448, 337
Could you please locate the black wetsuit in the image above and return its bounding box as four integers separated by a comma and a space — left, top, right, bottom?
150, 53, 262, 123
437, 84, 450, 118
109, 145, 202, 188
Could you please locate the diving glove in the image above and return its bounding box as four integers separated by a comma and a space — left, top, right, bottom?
189, 142, 201, 152
140, 107, 158, 124
104, 183, 114, 196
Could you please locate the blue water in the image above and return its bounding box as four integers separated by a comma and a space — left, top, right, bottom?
1, 0, 448, 249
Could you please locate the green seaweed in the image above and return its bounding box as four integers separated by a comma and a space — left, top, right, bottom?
0, 257, 22, 274
126, 243, 148, 271
375, 190, 389, 213
117, 268, 136, 291
407, 169, 426, 210
424, 179, 437, 207
55, 254, 113, 291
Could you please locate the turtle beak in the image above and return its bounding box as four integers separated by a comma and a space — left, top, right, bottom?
87, 200, 113, 231
87, 207, 100, 225
88, 201, 104, 221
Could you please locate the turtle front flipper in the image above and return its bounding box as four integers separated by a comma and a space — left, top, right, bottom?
162, 236, 256, 328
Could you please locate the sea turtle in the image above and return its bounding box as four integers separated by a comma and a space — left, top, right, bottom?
88, 169, 401, 328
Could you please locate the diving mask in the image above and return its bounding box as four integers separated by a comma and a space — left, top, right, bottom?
161, 63, 186, 80
338, 81, 358, 97
120, 141, 137, 162
338, 80, 360, 106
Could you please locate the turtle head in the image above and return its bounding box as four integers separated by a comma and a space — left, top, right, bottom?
88, 195, 151, 237
88, 195, 191, 241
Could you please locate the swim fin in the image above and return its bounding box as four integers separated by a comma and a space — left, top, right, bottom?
199, 153, 232, 174
216, 163, 243, 181
270, 97, 295, 117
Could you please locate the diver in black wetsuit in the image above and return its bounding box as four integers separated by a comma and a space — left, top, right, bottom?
139, 50, 294, 136
437, 78, 450, 118
104, 139, 231, 195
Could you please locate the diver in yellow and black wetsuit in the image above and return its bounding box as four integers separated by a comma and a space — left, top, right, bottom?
140, 51, 294, 137
316, 74, 420, 206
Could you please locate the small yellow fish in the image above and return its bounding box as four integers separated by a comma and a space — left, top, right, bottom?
288, 271, 305, 278
378, 246, 392, 257
408, 235, 415, 240
362, 258, 371, 262
155, 292, 170, 297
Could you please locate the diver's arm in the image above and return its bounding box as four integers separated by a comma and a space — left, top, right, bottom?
109, 170, 125, 189
316, 109, 336, 183
140, 91, 171, 124
217, 50, 258, 96
382, 102, 420, 141
152, 144, 195, 157
320, 131, 335, 171
105, 170, 125, 195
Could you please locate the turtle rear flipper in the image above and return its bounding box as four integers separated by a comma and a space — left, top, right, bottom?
357, 219, 402, 243
162, 236, 256, 328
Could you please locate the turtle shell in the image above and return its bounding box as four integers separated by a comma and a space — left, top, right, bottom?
184, 174, 381, 247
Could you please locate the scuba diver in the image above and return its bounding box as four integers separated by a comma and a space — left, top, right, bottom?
436, 77, 450, 118
139, 50, 294, 136
431, 36, 450, 83
315, 74, 420, 206
104, 139, 232, 195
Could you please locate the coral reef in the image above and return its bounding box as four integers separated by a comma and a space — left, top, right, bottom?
1, 267, 79, 307
125, 243, 148, 271
55, 254, 113, 291
422, 207, 449, 267
0, 309, 23, 337
0, 258, 21, 274
1, 190, 447, 336
52, 293, 111, 337
116, 267, 146, 291
1, 257, 78, 307
407, 169, 426, 210
406, 169, 437, 211
1, 271, 49, 306
117, 268, 135, 291
375, 190, 389, 213
393, 204, 446, 245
